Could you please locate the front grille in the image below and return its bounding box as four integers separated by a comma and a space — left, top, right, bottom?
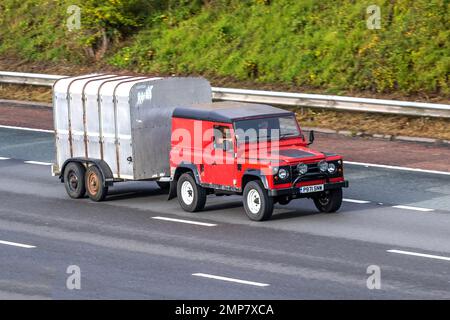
291, 161, 341, 183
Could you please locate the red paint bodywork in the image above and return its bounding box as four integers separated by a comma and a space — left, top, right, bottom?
170, 117, 345, 192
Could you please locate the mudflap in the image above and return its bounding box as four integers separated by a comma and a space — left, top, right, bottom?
168, 180, 177, 200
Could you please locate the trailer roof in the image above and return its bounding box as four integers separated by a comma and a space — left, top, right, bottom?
172, 101, 294, 123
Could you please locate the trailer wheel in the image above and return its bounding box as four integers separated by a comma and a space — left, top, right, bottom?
85, 165, 108, 202
64, 162, 86, 199
177, 173, 206, 212
243, 180, 274, 221
313, 188, 343, 213
156, 181, 170, 190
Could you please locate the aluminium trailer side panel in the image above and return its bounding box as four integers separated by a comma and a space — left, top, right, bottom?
110, 77, 162, 179
54, 75, 212, 181
98, 77, 148, 179
53, 74, 101, 170
129, 77, 212, 180
84, 75, 129, 161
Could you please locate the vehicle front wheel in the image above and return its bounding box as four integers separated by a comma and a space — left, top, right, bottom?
85, 165, 108, 202
313, 188, 343, 213
243, 181, 274, 221
64, 162, 86, 199
177, 173, 207, 212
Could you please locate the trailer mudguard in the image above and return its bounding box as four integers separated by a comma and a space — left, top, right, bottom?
60, 158, 114, 187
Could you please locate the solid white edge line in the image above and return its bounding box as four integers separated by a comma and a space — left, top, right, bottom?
392, 205, 434, 212
343, 198, 371, 204
0, 125, 54, 133
0, 240, 36, 249
192, 273, 270, 287
387, 250, 450, 262
24, 161, 53, 166
345, 161, 450, 176
152, 216, 217, 227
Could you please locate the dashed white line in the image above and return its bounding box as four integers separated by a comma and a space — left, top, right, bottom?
0, 157, 10, 160
392, 205, 434, 212
0, 240, 36, 249
0, 125, 54, 133
345, 161, 450, 176
192, 273, 270, 287
24, 161, 53, 166
343, 198, 371, 204
152, 216, 217, 227
387, 250, 450, 262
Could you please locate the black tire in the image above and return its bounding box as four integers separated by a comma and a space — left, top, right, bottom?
177, 173, 207, 212
85, 165, 108, 202
156, 181, 170, 190
64, 162, 86, 199
313, 188, 343, 213
243, 180, 274, 221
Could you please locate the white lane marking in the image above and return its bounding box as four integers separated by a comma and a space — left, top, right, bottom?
152, 216, 217, 227
387, 250, 450, 262
0, 157, 10, 160
0, 125, 53, 133
192, 273, 270, 287
345, 161, 450, 176
343, 198, 371, 204
392, 205, 434, 212
0, 240, 36, 249
24, 161, 53, 166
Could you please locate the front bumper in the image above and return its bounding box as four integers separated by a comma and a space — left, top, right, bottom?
268, 180, 349, 197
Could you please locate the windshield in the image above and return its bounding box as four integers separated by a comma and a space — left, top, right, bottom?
234, 116, 301, 143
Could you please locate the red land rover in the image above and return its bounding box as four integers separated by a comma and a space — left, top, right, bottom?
169, 101, 349, 221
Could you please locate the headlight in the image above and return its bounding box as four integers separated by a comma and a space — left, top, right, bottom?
297, 163, 308, 175
278, 168, 289, 179
271, 167, 279, 175
318, 160, 329, 172
327, 163, 337, 174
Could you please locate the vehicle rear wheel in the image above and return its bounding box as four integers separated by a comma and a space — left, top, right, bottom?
243, 180, 274, 221
177, 173, 207, 212
313, 188, 343, 213
85, 165, 108, 202
156, 181, 170, 190
64, 162, 86, 199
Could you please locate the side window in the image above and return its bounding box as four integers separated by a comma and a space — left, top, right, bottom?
213, 125, 233, 152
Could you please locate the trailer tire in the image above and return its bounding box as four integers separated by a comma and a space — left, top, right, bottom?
243, 180, 274, 221
64, 162, 86, 199
313, 188, 343, 213
177, 173, 206, 212
85, 165, 108, 202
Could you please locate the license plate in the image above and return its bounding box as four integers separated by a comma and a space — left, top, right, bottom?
299, 184, 324, 193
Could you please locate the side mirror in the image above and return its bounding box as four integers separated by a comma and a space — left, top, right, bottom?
308, 130, 315, 145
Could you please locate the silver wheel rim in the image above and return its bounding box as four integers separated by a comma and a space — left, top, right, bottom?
181, 181, 194, 205
247, 189, 261, 214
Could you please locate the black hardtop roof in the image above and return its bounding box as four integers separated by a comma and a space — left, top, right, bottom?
172, 101, 294, 123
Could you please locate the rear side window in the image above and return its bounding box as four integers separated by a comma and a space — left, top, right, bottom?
213, 125, 233, 152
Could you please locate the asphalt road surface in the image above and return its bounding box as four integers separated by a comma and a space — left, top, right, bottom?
0, 127, 449, 299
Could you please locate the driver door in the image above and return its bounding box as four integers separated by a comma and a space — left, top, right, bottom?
202, 124, 237, 188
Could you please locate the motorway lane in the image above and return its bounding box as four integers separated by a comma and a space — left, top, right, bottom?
0, 128, 450, 299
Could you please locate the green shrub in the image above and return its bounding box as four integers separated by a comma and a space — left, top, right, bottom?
1, 0, 448, 96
